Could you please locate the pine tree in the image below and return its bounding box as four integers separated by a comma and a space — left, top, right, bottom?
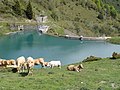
110, 6, 117, 19
95, 0, 101, 11
12, 0, 22, 16
26, 0, 33, 19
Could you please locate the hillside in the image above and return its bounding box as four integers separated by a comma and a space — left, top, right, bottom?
0, 0, 120, 36
102, 0, 120, 12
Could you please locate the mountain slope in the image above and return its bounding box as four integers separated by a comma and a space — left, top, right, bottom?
102, 0, 120, 12
0, 0, 120, 36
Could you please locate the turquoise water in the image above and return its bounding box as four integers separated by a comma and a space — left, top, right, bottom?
0, 30, 120, 65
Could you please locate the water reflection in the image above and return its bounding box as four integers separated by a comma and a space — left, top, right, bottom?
0, 31, 120, 65
26, 34, 34, 47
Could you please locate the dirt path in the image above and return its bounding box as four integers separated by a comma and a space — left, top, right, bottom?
64, 29, 79, 36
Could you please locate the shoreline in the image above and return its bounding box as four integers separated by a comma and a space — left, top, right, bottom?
1, 22, 112, 41
60, 35, 111, 41
5, 30, 112, 41
4, 31, 22, 35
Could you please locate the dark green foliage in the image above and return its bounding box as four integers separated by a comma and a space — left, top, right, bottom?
95, 0, 102, 11
26, 1, 33, 19
86, 0, 97, 10
104, 4, 110, 15
83, 56, 102, 62
92, 0, 118, 19
97, 13, 104, 19
2, 0, 9, 6
112, 52, 120, 59
12, 0, 22, 16
51, 11, 59, 21
74, 22, 81, 34
110, 6, 117, 18
102, 0, 120, 13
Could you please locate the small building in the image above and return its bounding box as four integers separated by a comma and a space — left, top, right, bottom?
79, 35, 83, 40
36, 15, 48, 23
18, 25, 24, 31
38, 25, 49, 33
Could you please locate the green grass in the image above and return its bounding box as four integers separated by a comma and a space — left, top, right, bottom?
0, 58, 120, 90
0, 22, 11, 36
0, 0, 120, 36
107, 37, 120, 45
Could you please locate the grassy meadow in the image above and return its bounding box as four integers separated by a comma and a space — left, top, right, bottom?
0, 58, 120, 90
107, 37, 120, 45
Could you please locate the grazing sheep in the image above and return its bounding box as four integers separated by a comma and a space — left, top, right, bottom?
34, 59, 40, 65
26, 57, 35, 73
27, 57, 34, 68
47, 61, 61, 68
67, 64, 84, 72
0, 59, 2, 66
7, 59, 16, 65
44, 62, 49, 66
16, 56, 26, 72
34, 58, 45, 67
0, 59, 16, 67
1, 60, 10, 67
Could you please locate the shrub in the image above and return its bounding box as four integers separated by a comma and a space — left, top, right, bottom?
51, 12, 59, 21
110, 6, 117, 19
95, 0, 102, 11
112, 52, 120, 59
26, 1, 33, 19
12, 0, 22, 16
104, 4, 110, 15
83, 56, 102, 62
97, 13, 104, 20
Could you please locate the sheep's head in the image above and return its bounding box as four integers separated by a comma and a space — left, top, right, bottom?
78, 64, 84, 69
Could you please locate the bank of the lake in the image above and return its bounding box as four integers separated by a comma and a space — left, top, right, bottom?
1, 30, 120, 66
107, 37, 120, 45
0, 58, 120, 90
0, 21, 118, 44
0, 21, 38, 36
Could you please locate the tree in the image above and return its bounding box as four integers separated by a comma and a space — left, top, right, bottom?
2, 0, 9, 6
95, 0, 101, 11
74, 22, 81, 34
104, 4, 110, 15
97, 13, 104, 20
12, 0, 22, 16
51, 11, 59, 21
26, 0, 33, 19
110, 6, 117, 19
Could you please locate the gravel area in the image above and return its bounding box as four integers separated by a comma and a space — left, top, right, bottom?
64, 29, 79, 36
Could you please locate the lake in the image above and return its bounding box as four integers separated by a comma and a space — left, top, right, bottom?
0, 30, 120, 66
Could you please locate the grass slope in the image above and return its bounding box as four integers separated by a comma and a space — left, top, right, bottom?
107, 37, 120, 45
0, 58, 120, 90
0, 0, 120, 36
103, 0, 120, 12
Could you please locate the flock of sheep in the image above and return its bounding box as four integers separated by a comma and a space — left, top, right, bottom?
0, 56, 84, 74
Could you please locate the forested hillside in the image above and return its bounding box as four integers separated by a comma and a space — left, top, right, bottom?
102, 0, 120, 12
0, 0, 120, 36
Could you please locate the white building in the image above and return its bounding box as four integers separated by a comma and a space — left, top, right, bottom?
36, 15, 48, 23
38, 25, 49, 33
